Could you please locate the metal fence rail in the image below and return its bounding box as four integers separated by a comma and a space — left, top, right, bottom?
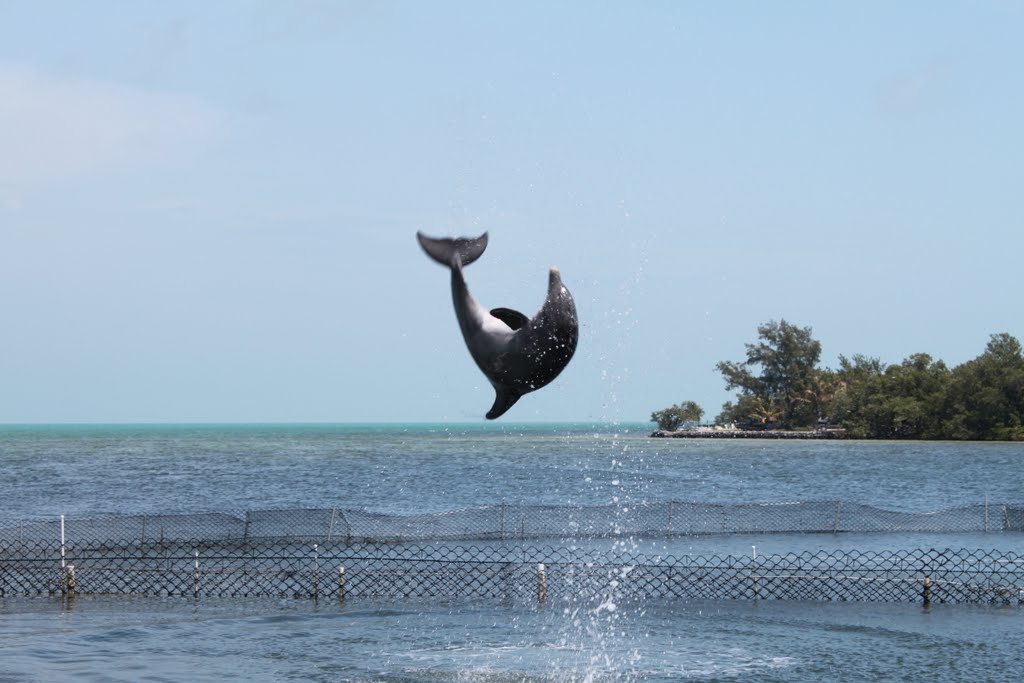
3, 501, 1023, 547
2, 542, 1022, 606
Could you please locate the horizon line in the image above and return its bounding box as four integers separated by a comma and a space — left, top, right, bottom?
0, 419, 654, 426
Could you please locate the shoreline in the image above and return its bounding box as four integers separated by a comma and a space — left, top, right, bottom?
650, 428, 848, 439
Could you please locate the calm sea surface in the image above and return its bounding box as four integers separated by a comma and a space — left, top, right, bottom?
1, 423, 1022, 682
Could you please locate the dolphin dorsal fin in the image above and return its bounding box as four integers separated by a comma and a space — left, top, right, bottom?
486, 387, 522, 420
489, 307, 529, 331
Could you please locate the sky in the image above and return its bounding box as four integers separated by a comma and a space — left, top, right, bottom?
2, 1, 1022, 424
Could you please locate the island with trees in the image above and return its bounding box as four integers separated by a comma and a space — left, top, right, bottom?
652, 320, 1024, 441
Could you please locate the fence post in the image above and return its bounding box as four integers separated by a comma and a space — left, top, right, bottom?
60, 514, 66, 569
751, 546, 760, 601
922, 575, 931, 608
536, 563, 547, 606
337, 565, 346, 603
57, 515, 69, 597
312, 544, 320, 601
63, 565, 77, 597
193, 550, 200, 599
327, 508, 337, 543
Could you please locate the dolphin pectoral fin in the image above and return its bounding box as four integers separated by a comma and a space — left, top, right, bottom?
486, 387, 522, 420
489, 307, 529, 331
417, 232, 489, 268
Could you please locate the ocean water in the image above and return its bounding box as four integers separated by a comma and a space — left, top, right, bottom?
2, 596, 1021, 683
1, 423, 1022, 682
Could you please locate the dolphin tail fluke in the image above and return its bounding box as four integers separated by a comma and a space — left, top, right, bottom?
417, 232, 488, 269
486, 387, 521, 420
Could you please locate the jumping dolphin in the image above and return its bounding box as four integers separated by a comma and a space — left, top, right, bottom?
417, 232, 579, 419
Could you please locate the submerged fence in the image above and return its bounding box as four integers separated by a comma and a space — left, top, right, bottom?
3, 500, 1023, 547
2, 501, 1023, 606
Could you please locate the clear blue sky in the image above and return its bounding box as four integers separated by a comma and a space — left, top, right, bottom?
2, 1, 1021, 423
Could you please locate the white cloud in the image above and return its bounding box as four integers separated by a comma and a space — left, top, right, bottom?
0, 62, 226, 185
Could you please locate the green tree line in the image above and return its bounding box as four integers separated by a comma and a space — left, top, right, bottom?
653, 320, 1024, 440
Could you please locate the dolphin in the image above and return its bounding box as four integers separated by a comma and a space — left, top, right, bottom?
417, 231, 579, 419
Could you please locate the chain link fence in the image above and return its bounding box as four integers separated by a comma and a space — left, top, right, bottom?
3, 500, 1022, 546
2, 501, 1022, 606
2, 541, 1022, 606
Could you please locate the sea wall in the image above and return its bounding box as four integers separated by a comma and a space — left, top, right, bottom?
650, 428, 847, 439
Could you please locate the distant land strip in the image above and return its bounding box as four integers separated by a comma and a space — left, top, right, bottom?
650, 428, 848, 439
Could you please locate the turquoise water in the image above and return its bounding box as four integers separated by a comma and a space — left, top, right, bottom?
1, 423, 1022, 681
2, 422, 1022, 519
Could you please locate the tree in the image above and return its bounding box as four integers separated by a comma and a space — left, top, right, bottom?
827, 354, 886, 427
827, 336, 1024, 440
715, 320, 823, 428
875, 354, 950, 438
651, 401, 704, 431
717, 395, 782, 427
941, 333, 1024, 440
710, 327, 1024, 440
832, 353, 949, 439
